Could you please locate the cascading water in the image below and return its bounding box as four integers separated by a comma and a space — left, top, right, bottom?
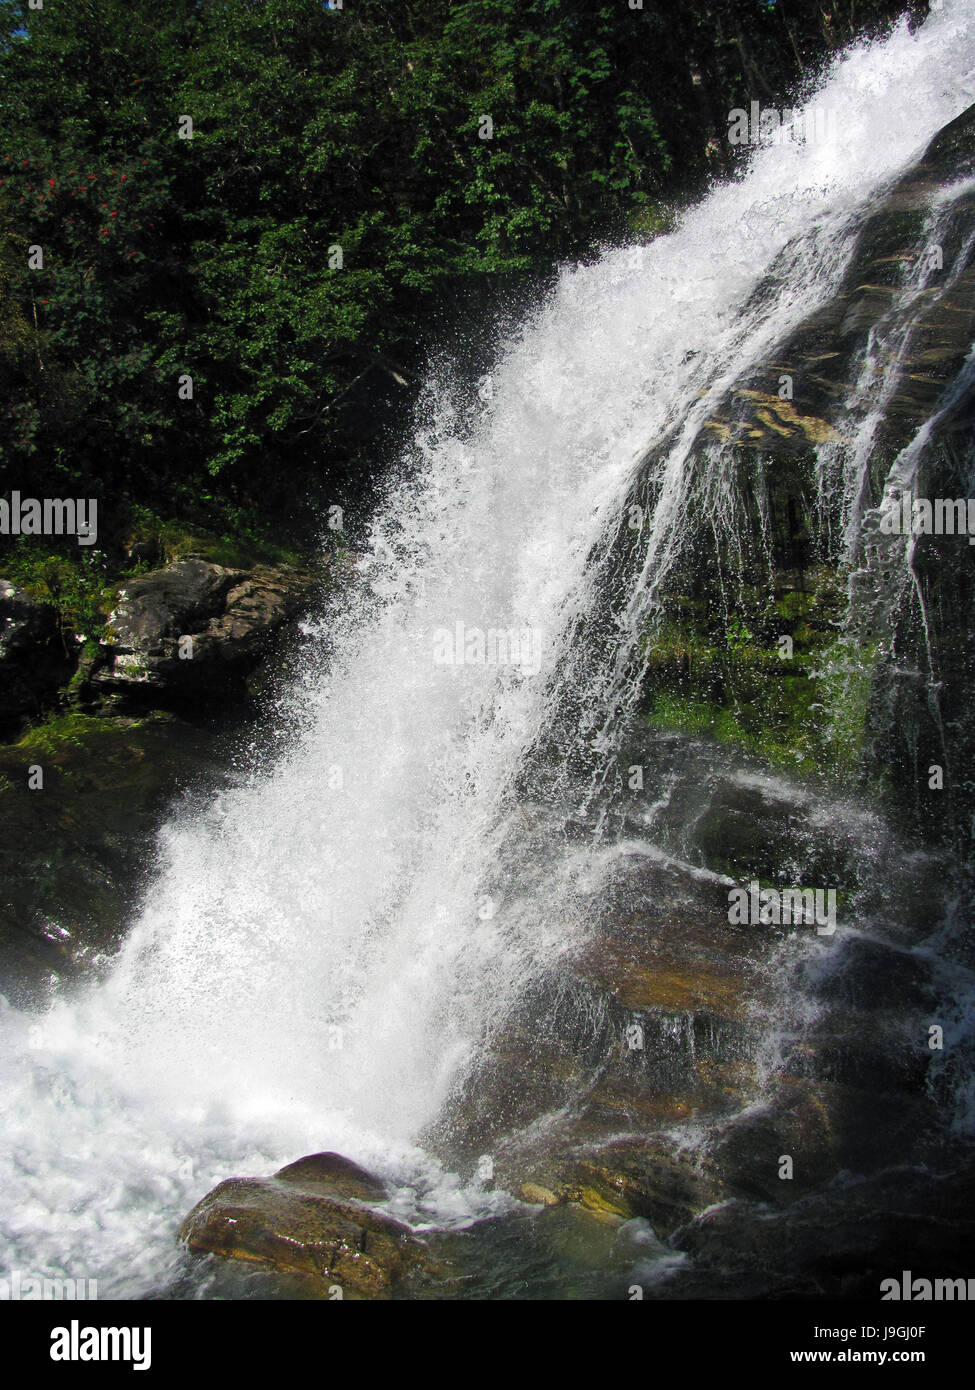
1, 0, 974, 1299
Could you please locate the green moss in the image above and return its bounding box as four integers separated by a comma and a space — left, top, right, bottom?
640, 577, 875, 778
155, 522, 303, 569
121, 505, 311, 571
626, 201, 677, 241
645, 691, 819, 773
10, 711, 153, 762
65, 639, 102, 694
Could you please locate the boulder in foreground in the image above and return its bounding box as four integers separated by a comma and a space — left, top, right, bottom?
179, 1152, 425, 1299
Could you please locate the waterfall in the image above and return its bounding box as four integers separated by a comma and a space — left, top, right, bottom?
1, 0, 973, 1298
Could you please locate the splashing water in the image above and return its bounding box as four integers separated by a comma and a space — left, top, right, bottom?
1, 0, 974, 1298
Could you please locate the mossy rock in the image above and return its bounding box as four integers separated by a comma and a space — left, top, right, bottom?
555, 1139, 725, 1234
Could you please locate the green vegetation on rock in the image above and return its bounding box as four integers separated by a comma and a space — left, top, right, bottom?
640, 571, 874, 777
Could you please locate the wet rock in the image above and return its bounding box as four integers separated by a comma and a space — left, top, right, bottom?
0, 581, 75, 726
579, 894, 761, 1024
179, 1153, 426, 1299
669, 1160, 975, 1299
519, 1182, 561, 1206
710, 1088, 838, 1204
801, 935, 938, 1012
627, 107, 975, 832
430, 839, 773, 1223
431, 853, 765, 1181
556, 1139, 725, 1234
273, 1152, 389, 1204
701, 104, 975, 457
786, 1012, 933, 1095
689, 776, 858, 888
0, 713, 236, 1006
92, 558, 317, 705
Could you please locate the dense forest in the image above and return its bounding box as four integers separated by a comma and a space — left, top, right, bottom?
1, 0, 923, 557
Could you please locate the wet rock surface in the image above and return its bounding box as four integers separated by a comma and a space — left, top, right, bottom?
606, 104, 975, 853
666, 1164, 975, 1299
422, 726, 974, 1292
179, 1153, 429, 1299
701, 102, 975, 456
0, 713, 244, 1007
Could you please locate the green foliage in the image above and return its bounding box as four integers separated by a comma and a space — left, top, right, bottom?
2, 540, 114, 637
0, 0, 921, 540
124, 504, 307, 568
12, 709, 154, 761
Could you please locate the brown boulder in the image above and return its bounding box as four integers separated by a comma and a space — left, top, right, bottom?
179, 1152, 425, 1299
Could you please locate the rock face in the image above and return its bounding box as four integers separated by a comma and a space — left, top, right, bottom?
425, 724, 956, 1283
590, 101, 975, 846
0, 581, 74, 725
92, 558, 317, 704
669, 1164, 975, 1299
702, 101, 975, 455
179, 1152, 427, 1299
0, 712, 238, 1007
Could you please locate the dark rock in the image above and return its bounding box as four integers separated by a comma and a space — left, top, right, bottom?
802, 935, 938, 1012
0, 713, 233, 1005
124, 538, 163, 567
106, 558, 241, 651
710, 1088, 838, 1204
787, 1013, 933, 1095
93, 559, 317, 704
669, 1160, 975, 1299
0, 580, 75, 726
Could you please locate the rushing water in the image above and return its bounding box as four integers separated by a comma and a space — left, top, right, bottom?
1, 0, 974, 1299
